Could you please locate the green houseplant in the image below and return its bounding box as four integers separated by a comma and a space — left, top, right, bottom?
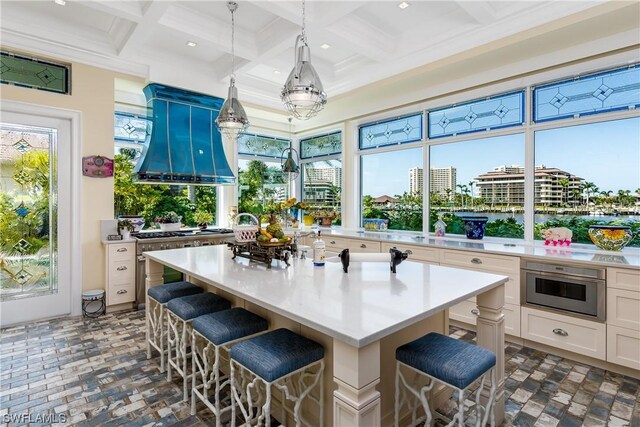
117, 219, 135, 239
193, 211, 214, 230
154, 211, 182, 231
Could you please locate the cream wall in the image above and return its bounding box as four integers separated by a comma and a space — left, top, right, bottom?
1, 58, 143, 292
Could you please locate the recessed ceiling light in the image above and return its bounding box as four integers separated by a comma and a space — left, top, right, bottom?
273, 70, 281, 75
186, 41, 197, 47
54, 0, 66, 5
398, 1, 409, 9
320, 43, 331, 49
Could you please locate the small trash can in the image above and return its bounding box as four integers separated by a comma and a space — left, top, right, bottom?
82, 289, 106, 318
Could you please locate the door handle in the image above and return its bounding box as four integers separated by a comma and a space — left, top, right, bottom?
116, 266, 128, 271
552, 328, 568, 337
116, 289, 128, 295
471, 308, 479, 316
360, 244, 367, 248
471, 258, 482, 264
330, 240, 336, 244
117, 248, 128, 252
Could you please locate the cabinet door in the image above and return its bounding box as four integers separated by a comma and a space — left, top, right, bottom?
347, 239, 381, 253
607, 288, 640, 331
607, 325, 640, 370
450, 300, 520, 336
607, 268, 640, 292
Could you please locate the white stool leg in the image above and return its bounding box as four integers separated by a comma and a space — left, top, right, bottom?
159, 305, 165, 372
263, 384, 272, 427
191, 329, 197, 417
182, 319, 188, 401
167, 312, 174, 382
394, 362, 400, 427
230, 361, 237, 427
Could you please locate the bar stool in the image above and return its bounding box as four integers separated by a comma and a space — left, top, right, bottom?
166, 292, 231, 401
394, 332, 496, 427
147, 281, 204, 372
230, 328, 324, 427
191, 308, 269, 426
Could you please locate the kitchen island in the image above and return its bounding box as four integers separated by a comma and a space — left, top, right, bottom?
144, 245, 508, 426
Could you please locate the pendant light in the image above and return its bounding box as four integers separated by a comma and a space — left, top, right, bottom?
281, 0, 327, 120
281, 117, 300, 181
216, 1, 249, 141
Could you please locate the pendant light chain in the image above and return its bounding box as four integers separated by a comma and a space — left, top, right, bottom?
301, 0, 306, 44
231, 5, 236, 79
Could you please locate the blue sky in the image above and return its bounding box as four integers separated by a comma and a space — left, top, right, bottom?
362, 117, 640, 197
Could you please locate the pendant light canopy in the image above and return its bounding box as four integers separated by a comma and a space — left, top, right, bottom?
216, 1, 249, 141
281, 117, 300, 181
281, 0, 327, 120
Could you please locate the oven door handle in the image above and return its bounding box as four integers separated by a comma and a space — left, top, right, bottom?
137, 255, 146, 262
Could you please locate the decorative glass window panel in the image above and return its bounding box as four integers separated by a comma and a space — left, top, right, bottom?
428, 91, 524, 139
238, 133, 290, 158
0, 51, 70, 94
359, 113, 422, 150
300, 131, 341, 159
533, 64, 640, 123
114, 112, 150, 143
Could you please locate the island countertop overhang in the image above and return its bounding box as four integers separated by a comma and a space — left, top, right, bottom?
143, 245, 508, 348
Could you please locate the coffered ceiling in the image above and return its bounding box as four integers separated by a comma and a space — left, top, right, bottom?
0, 0, 609, 112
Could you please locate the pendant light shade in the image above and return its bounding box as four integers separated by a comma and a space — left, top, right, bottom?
216, 1, 249, 141
281, 0, 327, 120
281, 117, 300, 181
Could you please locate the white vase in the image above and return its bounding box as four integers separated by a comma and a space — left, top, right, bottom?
159, 223, 181, 231
121, 229, 131, 240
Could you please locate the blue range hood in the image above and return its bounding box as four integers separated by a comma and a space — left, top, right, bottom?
134, 83, 236, 185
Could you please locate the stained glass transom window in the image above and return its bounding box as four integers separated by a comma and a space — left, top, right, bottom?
428, 91, 524, 139
533, 64, 640, 123
0, 51, 70, 94
238, 133, 290, 158
359, 113, 422, 150
115, 112, 150, 143
300, 131, 341, 159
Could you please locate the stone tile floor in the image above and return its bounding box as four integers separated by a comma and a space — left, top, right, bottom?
0, 310, 638, 426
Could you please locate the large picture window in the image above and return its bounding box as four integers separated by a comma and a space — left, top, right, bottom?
534, 117, 640, 246
429, 134, 525, 238
360, 147, 423, 231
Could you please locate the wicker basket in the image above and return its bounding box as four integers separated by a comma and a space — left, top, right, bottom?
233, 213, 259, 243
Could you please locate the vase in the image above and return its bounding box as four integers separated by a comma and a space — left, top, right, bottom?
118, 215, 145, 232
319, 217, 333, 227
588, 225, 632, 251
303, 215, 314, 227
462, 216, 489, 240
159, 223, 181, 231
363, 218, 389, 231
120, 229, 131, 239
198, 223, 208, 230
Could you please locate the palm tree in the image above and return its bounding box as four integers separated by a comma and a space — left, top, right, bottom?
581, 181, 598, 210
558, 178, 570, 207
457, 184, 468, 209
468, 181, 475, 210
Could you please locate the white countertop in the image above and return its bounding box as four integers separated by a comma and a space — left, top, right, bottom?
302, 228, 640, 269
143, 245, 508, 347
102, 238, 137, 245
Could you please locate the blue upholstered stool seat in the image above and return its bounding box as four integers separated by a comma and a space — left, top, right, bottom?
396, 332, 496, 390
148, 281, 203, 304
167, 293, 231, 320
231, 328, 324, 382
193, 308, 268, 345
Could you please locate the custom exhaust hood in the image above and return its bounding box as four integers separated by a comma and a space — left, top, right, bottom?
134, 83, 236, 185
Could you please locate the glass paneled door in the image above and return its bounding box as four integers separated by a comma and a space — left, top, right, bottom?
1, 111, 72, 325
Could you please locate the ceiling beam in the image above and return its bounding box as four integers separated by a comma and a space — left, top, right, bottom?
79, 0, 143, 23
117, 1, 171, 57
455, 1, 496, 25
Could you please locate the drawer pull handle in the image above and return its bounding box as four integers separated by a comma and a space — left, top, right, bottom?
360, 244, 367, 248
116, 289, 128, 295
330, 240, 336, 244
471, 308, 479, 316
471, 258, 482, 264
116, 248, 128, 253
116, 266, 128, 271
552, 328, 568, 337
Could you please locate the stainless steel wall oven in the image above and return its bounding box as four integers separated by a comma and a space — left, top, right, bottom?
521, 260, 605, 321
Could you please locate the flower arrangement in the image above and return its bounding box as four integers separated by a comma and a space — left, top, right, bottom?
154, 211, 182, 224
310, 209, 338, 220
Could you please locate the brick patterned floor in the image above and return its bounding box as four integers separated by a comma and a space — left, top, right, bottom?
0, 310, 638, 426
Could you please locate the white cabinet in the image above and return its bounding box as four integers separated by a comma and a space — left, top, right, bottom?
105, 242, 136, 306
450, 299, 521, 337
381, 242, 439, 264
347, 238, 381, 253
521, 306, 606, 360
606, 268, 640, 369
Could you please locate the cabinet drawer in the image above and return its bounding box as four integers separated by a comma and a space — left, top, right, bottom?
440, 250, 519, 305
607, 325, 640, 370
440, 250, 519, 275
107, 281, 135, 305
108, 243, 135, 261
607, 268, 640, 292
381, 243, 439, 263
347, 239, 381, 253
521, 307, 606, 360
607, 288, 640, 331
323, 236, 349, 252
450, 301, 520, 337
108, 260, 135, 282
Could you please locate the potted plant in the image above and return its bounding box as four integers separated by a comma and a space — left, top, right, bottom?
154, 211, 182, 231
311, 209, 337, 227
118, 219, 135, 239
193, 211, 214, 230
117, 215, 145, 232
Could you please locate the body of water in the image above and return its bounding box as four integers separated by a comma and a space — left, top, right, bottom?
447, 211, 640, 225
